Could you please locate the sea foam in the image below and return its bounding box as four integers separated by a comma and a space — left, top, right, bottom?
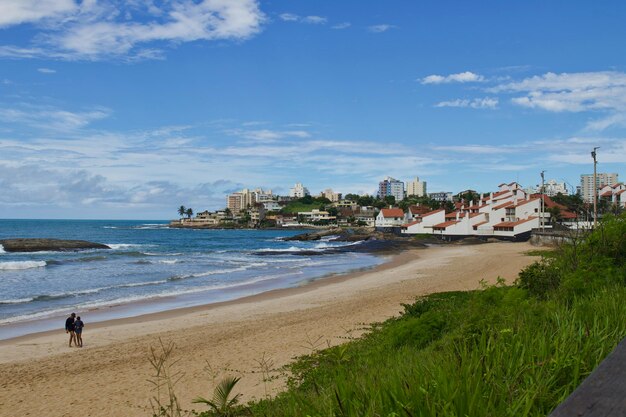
0, 260, 47, 271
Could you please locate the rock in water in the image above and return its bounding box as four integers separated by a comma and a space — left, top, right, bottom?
0, 238, 110, 253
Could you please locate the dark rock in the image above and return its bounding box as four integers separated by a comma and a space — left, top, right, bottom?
0, 238, 110, 253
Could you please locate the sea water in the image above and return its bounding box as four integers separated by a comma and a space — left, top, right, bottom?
0, 220, 383, 339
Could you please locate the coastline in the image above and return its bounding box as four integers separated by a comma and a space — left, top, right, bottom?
0, 248, 400, 344
0, 241, 538, 417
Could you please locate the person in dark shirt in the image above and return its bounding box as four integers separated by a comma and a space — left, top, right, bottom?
65, 312, 76, 347
74, 316, 84, 347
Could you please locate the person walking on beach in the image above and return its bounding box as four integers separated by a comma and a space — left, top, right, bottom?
65, 312, 76, 347
74, 316, 84, 347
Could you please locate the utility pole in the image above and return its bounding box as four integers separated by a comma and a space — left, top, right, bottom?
541, 171, 546, 232
591, 147, 599, 229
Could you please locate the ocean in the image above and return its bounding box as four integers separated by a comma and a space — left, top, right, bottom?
0, 220, 383, 339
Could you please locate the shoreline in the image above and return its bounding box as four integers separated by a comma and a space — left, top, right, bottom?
0, 248, 404, 345
0, 241, 539, 417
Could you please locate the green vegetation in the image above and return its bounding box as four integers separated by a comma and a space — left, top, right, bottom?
243, 213, 626, 417
152, 214, 626, 417
524, 249, 556, 258
280, 196, 332, 214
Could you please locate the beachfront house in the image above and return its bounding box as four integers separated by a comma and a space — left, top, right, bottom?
402, 182, 578, 241
297, 209, 336, 225
375, 208, 405, 230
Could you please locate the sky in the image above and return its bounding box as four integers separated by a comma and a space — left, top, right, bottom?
0, 0, 625, 219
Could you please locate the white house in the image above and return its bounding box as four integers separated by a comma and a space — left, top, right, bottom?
375, 208, 405, 228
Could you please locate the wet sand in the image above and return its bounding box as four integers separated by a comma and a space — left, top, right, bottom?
0, 242, 537, 417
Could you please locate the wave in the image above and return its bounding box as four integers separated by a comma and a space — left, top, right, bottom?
256, 246, 308, 253
0, 261, 47, 271
106, 243, 149, 250
0, 244, 5, 254
168, 262, 268, 281
0, 279, 170, 306
0, 270, 302, 325
158, 259, 181, 264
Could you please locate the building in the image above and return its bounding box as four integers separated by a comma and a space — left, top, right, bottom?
598, 183, 626, 208
297, 209, 336, 224
526, 180, 569, 197
544, 180, 569, 197
406, 177, 427, 197
378, 177, 405, 201
321, 188, 342, 203
289, 182, 310, 198
227, 188, 257, 213
254, 188, 275, 203
375, 208, 405, 229
262, 201, 282, 212
580, 173, 619, 203
429, 191, 453, 202
402, 182, 578, 241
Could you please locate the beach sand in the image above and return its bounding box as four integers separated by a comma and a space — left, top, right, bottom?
0, 242, 538, 417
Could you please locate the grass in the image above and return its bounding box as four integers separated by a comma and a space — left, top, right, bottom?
280, 202, 324, 214
524, 248, 557, 258
156, 214, 626, 417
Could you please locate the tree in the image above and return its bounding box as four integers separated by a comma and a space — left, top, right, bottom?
224, 207, 232, 217
177, 205, 186, 219
357, 195, 375, 207
383, 195, 396, 206
185, 208, 193, 219
300, 195, 314, 204
547, 206, 562, 225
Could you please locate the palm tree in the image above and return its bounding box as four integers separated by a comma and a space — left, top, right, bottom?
186, 208, 193, 219
193, 376, 242, 417
177, 205, 186, 219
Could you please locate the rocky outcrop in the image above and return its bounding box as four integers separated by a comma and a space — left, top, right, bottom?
0, 238, 110, 253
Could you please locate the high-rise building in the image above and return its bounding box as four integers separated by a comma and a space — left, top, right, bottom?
226, 188, 257, 213
406, 176, 427, 197
580, 173, 619, 202
321, 188, 342, 202
289, 183, 310, 198
378, 177, 405, 201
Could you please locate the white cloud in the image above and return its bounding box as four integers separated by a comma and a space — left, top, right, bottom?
302, 16, 327, 24
332, 22, 351, 30
37, 67, 56, 74
435, 97, 498, 109
0, 104, 110, 131
490, 71, 626, 130
0, 0, 265, 61
229, 128, 311, 142
368, 24, 395, 33
279, 13, 299, 22
279, 13, 327, 25
0, 0, 77, 28
421, 71, 485, 84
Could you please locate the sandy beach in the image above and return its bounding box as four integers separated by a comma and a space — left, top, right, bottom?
0, 242, 537, 417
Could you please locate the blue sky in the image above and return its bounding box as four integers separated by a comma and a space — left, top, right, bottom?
0, 0, 625, 219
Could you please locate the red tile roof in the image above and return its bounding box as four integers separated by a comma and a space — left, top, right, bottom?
472, 220, 489, 229
493, 217, 538, 228
611, 183, 623, 188
408, 205, 431, 215
401, 220, 421, 228
433, 220, 460, 229
380, 208, 404, 218
422, 209, 445, 217
617, 189, 626, 195
511, 198, 540, 208
601, 191, 613, 197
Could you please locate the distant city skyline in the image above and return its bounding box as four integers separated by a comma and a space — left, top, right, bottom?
0, 1, 625, 219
